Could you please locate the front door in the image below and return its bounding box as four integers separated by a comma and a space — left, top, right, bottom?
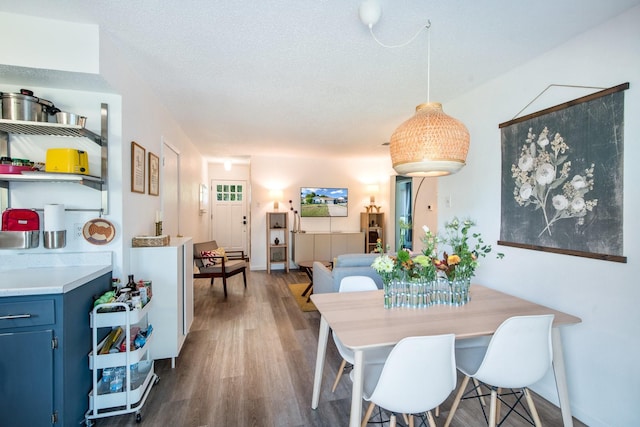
210, 180, 247, 254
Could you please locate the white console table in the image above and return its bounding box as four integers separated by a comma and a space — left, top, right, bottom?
291, 231, 364, 263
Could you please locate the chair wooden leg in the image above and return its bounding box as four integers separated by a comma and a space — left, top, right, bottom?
495, 387, 502, 426
444, 375, 470, 427
242, 269, 247, 289
361, 402, 375, 427
402, 414, 410, 424
389, 414, 397, 427
427, 411, 437, 427
524, 388, 543, 426
435, 405, 439, 417
408, 414, 414, 427
222, 276, 228, 297
331, 359, 347, 392
473, 378, 486, 406
488, 389, 498, 427
210, 278, 214, 286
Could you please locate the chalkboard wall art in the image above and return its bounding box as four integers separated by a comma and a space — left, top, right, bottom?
498, 83, 628, 263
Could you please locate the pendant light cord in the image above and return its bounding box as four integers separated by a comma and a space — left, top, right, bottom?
426, 21, 431, 103
368, 20, 432, 101
369, 20, 430, 49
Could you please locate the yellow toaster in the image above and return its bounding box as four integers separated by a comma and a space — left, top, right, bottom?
45, 148, 89, 175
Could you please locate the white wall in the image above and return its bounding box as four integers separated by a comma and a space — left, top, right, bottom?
0, 11, 99, 73
439, 6, 640, 426
249, 155, 393, 270
97, 27, 209, 276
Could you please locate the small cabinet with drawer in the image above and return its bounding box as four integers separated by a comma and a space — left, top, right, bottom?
0, 271, 111, 427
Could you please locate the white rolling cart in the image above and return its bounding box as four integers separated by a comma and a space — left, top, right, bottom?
85, 301, 158, 425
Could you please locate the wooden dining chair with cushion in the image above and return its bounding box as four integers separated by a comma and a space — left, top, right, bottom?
193, 240, 247, 297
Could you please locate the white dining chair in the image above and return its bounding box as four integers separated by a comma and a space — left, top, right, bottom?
338, 275, 378, 293
358, 334, 457, 427
444, 314, 554, 427
331, 276, 391, 393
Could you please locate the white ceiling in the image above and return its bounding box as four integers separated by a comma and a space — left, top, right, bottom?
1, 0, 638, 161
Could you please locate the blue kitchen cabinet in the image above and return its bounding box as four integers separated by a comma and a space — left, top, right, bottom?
0, 272, 111, 426
0, 329, 54, 426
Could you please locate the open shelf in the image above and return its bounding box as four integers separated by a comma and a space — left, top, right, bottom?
0, 171, 103, 190
0, 119, 102, 144
0, 103, 109, 213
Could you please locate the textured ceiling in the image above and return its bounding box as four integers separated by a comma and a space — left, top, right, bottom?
1, 0, 638, 161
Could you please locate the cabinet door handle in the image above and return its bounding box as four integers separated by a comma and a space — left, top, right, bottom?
0, 314, 33, 320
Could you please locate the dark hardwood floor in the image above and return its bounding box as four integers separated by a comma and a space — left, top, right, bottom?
95, 269, 587, 427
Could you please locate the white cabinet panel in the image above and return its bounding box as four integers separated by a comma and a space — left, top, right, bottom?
130, 237, 193, 368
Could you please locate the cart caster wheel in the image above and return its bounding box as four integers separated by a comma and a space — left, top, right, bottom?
136, 413, 142, 423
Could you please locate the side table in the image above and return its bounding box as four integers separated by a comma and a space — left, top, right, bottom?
297, 260, 332, 302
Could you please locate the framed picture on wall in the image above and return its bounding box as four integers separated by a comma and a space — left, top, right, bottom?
131, 141, 146, 194
498, 83, 628, 263
148, 152, 160, 196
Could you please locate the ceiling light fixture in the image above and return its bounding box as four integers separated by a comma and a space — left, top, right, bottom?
359, 0, 470, 177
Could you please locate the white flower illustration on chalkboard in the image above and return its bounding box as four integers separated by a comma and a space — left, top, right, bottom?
511, 126, 598, 237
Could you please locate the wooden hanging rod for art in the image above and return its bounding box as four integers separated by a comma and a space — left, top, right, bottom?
500, 82, 630, 128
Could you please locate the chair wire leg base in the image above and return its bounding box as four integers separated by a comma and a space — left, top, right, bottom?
456, 382, 539, 427
493, 388, 538, 426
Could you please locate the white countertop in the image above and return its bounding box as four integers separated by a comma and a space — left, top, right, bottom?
0, 251, 112, 297
0, 265, 112, 297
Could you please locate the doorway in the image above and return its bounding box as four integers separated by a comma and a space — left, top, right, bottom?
162, 140, 180, 238
395, 176, 413, 250
210, 180, 248, 254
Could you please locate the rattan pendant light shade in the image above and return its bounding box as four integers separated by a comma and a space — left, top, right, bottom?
390, 102, 470, 177
359, 1, 471, 176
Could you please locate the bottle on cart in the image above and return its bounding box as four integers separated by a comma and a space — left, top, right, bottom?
137, 280, 148, 306
112, 275, 135, 309
121, 275, 136, 293
131, 290, 142, 310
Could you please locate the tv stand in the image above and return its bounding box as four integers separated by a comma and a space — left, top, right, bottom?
291, 231, 364, 264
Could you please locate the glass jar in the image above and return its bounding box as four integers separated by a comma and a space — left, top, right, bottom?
383, 281, 392, 309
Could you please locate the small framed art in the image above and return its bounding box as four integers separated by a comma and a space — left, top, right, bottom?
131, 141, 146, 194
148, 152, 160, 196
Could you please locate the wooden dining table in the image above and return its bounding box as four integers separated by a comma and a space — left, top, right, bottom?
310, 284, 582, 427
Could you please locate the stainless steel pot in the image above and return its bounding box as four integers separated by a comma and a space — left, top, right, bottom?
1, 89, 59, 122
55, 111, 87, 127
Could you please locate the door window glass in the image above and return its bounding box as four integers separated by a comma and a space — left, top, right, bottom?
216, 184, 243, 203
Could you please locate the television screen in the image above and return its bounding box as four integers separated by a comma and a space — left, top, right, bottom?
300, 187, 348, 217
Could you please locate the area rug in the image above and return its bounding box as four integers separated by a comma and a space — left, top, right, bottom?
288, 283, 317, 312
